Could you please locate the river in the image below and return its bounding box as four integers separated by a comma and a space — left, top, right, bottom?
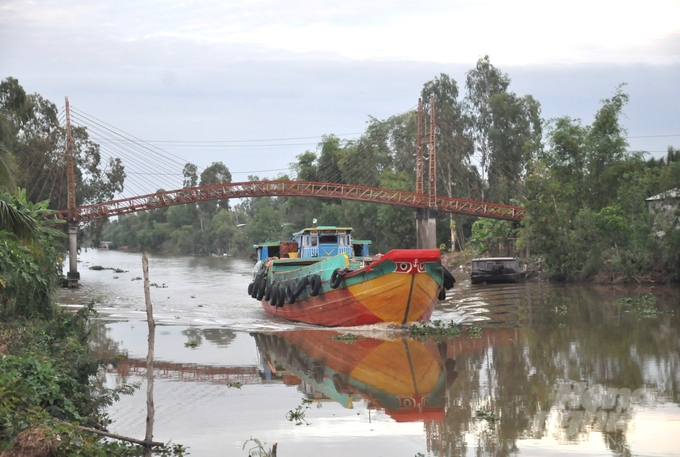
59, 249, 680, 457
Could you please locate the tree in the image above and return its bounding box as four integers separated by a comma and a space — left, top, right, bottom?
199, 161, 232, 213
0, 78, 125, 210
182, 162, 198, 188
465, 55, 511, 198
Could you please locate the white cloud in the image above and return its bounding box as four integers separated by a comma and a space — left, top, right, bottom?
3, 0, 679, 64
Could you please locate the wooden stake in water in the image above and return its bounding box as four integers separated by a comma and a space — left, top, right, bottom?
142, 252, 155, 454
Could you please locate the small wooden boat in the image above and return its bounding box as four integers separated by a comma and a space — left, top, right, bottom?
470, 257, 526, 284
248, 226, 455, 327
253, 330, 458, 421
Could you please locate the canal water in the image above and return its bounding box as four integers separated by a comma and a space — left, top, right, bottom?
59, 249, 680, 457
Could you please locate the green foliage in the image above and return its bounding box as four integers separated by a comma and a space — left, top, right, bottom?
522, 85, 678, 281
0, 77, 125, 211
467, 218, 517, 257
0, 189, 65, 319
0, 305, 144, 455
409, 320, 462, 338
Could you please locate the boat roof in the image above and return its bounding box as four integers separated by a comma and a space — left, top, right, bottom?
253, 241, 281, 248
292, 226, 353, 236
645, 187, 680, 201
472, 257, 518, 261
352, 239, 372, 244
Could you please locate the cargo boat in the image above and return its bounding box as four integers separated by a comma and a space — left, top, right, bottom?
248, 226, 455, 327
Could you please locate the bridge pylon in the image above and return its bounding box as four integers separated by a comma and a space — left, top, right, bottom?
65, 97, 80, 288
415, 94, 438, 249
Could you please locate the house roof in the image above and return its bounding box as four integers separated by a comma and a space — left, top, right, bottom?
645, 188, 680, 201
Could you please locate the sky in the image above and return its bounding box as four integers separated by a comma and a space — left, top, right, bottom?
1, 0, 679, 196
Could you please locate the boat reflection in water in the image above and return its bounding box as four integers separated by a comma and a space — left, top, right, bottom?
252, 330, 458, 422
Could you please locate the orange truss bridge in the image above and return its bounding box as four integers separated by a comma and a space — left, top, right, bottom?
58, 180, 525, 222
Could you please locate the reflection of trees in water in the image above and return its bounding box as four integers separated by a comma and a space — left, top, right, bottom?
89, 320, 126, 359
428, 283, 680, 456
181, 328, 236, 348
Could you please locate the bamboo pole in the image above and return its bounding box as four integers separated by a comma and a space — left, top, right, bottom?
142, 252, 156, 456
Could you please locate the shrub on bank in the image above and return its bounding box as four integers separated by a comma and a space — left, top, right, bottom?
0, 305, 140, 456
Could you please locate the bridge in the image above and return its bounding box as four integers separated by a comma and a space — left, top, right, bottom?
60, 181, 524, 222
53, 96, 524, 287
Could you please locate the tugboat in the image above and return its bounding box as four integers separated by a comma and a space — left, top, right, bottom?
248, 226, 455, 327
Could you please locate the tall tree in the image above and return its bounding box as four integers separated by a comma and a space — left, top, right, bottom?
199, 161, 232, 213
465, 55, 510, 199
182, 162, 198, 188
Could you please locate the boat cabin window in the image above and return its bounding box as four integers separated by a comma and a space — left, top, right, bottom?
319, 234, 337, 244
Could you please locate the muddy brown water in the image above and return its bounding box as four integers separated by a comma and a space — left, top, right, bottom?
59, 249, 680, 456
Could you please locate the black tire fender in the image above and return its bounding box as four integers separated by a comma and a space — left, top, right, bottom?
276, 285, 285, 307
264, 282, 272, 301
442, 267, 455, 290
285, 281, 296, 304
256, 281, 266, 300
293, 277, 309, 298
247, 282, 254, 296
268, 284, 279, 306
309, 274, 321, 296
330, 268, 343, 289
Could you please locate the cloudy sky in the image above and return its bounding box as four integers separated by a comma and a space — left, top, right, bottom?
2, 0, 679, 195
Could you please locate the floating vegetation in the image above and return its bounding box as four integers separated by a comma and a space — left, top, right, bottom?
191, 295, 196, 298
197, 304, 203, 307
616, 293, 672, 318
409, 320, 462, 337
88, 265, 128, 273
475, 409, 497, 422
131, 277, 142, 281
617, 293, 655, 308
243, 437, 276, 457
466, 326, 482, 337
331, 333, 364, 343
554, 304, 568, 314
184, 341, 198, 348
228, 382, 243, 389
286, 403, 311, 426
150, 282, 168, 288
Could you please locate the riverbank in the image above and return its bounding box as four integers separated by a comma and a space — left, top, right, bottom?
0, 305, 188, 456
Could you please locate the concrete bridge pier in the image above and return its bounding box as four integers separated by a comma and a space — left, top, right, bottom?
67, 221, 80, 288
415, 207, 438, 249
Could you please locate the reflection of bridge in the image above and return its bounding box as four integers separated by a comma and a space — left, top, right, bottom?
114, 358, 262, 386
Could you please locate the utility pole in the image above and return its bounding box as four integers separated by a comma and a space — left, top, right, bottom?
65, 97, 80, 288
